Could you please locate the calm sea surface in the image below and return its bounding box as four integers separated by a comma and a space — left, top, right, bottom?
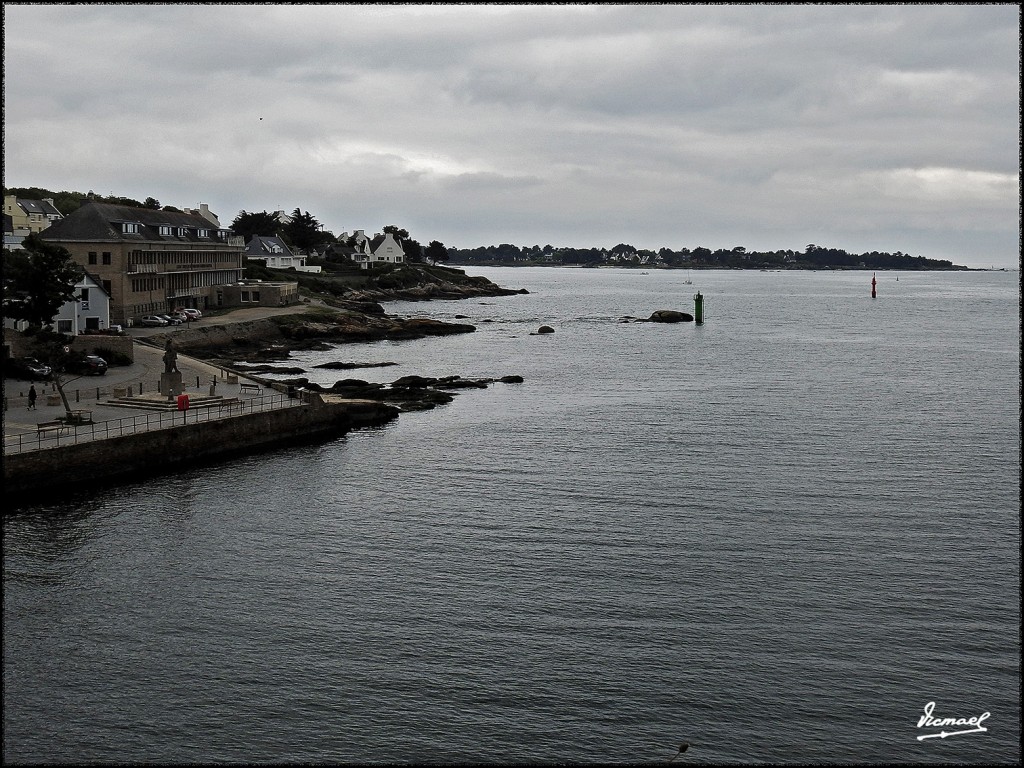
3, 268, 1020, 764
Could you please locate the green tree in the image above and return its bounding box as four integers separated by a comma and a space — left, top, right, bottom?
404, 238, 424, 263
382, 225, 411, 239
2, 234, 82, 327
425, 240, 449, 264
144, 197, 161, 209
230, 210, 280, 241
283, 208, 327, 253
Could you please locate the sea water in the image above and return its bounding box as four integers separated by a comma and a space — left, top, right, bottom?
3, 268, 1019, 764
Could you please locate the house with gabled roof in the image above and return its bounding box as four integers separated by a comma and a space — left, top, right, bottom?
182, 203, 222, 228
39, 202, 245, 325
244, 235, 321, 273
52, 271, 112, 335
322, 229, 407, 270
3, 195, 64, 235
371, 232, 406, 267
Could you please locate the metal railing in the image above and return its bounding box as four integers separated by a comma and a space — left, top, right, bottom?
3, 392, 304, 455
5, 373, 245, 407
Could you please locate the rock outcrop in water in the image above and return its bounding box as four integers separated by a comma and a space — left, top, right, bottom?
646, 310, 694, 323
274, 373, 524, 411
145, 312, 476, 364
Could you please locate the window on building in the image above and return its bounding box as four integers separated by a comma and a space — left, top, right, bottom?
57, 319, 73, 334
241, 291, 251, 302
80, 288, 90, 302
159, 225, 173, 236
197, 229, 209, 238
178, 227, 188, 237
122, 222, 139, 234
252, 291, 260, 302
88, 252, 98, 265
102, 252, 111, 265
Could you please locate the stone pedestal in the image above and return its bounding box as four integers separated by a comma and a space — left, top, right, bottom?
160, 371, 183, 399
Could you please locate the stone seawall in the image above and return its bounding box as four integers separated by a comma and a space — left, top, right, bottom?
71, 334, 135, 362
4, 398, 399, 503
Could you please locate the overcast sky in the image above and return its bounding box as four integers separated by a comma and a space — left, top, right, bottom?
4, 3, 1020, 268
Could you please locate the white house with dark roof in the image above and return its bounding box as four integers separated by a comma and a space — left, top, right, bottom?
371, 232, 406, 267
52, 272, 112, 335
243, 235, 321, 273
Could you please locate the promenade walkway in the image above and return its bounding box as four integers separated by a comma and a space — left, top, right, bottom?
3, 305, 319, 455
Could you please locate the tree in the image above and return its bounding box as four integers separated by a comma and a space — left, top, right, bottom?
2, 234, 82, 327
282, 208, 327, 254
404, 239, 424, 263
144, 197, 161, 209
425, 240, 449, 264
230, 210, 280, 241
383, 225, 410, 240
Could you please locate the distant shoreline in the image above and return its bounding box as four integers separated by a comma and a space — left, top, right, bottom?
445, 262, 991, 272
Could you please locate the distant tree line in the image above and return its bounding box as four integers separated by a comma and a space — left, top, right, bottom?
447, 242, 964, 270
4, 185, 166, 215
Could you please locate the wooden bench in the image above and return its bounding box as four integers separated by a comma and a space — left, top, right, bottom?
239, 382, 261, 395
37, 421, 68, 436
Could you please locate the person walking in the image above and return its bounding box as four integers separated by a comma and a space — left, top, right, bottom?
28, 385, 37, 410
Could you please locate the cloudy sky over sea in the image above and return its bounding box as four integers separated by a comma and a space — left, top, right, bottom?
4, 4, 1019, 268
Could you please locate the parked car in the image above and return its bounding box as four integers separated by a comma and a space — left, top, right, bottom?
159, 314, 184, 326
66, 354, 108, 376
173, 308, 202, 321
139, 315, 169, 327
5, 357, 52, 380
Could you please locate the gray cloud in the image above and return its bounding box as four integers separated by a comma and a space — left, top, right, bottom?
3, 3, 1018, 267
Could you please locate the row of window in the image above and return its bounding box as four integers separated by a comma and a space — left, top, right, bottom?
129, 250, 241, 266
157, 225, 212, 238
129, 302, 167, 316
168, 270, 239, 290
120, 221, 228, 239
131, 277, 166, 292
88, 251, 112, 265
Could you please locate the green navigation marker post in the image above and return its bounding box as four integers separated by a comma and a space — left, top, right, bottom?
694, 291, 704, 325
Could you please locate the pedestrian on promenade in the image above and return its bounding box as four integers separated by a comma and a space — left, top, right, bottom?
28, 385, 37, 410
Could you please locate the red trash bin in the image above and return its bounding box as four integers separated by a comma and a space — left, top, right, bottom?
177, 393, 190, 411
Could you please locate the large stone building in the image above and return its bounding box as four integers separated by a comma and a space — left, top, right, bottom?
40, 202, 245, 325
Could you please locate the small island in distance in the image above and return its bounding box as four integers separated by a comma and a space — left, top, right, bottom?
447, 242, 970, 271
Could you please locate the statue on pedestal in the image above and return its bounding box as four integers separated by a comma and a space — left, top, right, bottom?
163, 339, 179, 373
160, 339, 183, 399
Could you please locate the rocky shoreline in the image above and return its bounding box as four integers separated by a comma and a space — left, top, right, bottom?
140, 268, 533, 412
146, 312, 478, 365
